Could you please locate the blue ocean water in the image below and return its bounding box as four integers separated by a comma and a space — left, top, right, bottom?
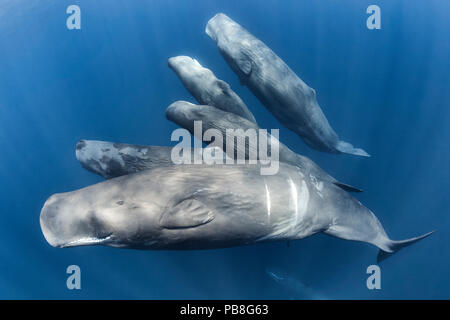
0, 0, 448, 299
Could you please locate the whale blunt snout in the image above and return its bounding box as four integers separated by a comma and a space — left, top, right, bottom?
168, 56, 202, 78
40, 194, 68, 248
165, 101, 196, 124
168, 56, 191, 69
167, 56, 179, 70
40, 193, 98, 248
206, 13, 229, 41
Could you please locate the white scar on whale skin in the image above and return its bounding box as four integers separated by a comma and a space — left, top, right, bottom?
297, 180, 309, 222
265, 181, 271, 220
258, 177, 306, 242
288, 176, 309, 232
120, 147, 149, 158
288, 178, 298, 226
80, 142, 125, 170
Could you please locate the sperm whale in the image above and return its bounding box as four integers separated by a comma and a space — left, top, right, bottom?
168, 55, 256, 123
166, 100, 362, 192
40, 162, 432, 263
206, 13, 369, 156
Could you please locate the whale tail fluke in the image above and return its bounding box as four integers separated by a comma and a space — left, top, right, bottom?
377, 231, 435, 263
335, 140, 370, 157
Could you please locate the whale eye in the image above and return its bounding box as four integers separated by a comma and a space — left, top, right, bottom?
116, 200, 124, 206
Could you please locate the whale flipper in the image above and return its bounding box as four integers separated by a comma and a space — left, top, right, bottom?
237, 55, 252, 76
160, 198, 215, 229
335, 140, 370, 157
377, 231, 435, 262
333, 182, 363, 193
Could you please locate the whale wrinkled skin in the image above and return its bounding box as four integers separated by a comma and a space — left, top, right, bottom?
166, 100, 362, 192
40, 163, 432, 261
206, 13, 369, 157
168, 55, 256, 123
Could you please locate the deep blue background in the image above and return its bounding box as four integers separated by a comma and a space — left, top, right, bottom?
0, 0, 448, 299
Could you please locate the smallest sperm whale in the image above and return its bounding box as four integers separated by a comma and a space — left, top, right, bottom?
206, 13, 369, 156
168, 55, 257, 123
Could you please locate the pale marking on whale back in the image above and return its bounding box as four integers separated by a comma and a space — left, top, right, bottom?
288, 178, 298, 226
256, 176, 310, 241
264, 180, 271, 221
80, 142, 125, 170
119, 147, 149, 158
297, 180, 310, 223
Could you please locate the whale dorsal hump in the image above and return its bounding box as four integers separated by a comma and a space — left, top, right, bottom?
160, 198, 215, 229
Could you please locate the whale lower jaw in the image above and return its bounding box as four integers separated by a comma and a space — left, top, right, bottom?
60, 235, 114, 248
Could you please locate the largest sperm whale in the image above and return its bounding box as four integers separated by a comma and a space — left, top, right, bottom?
206, 13, 369, 156
40, 163, 432, 262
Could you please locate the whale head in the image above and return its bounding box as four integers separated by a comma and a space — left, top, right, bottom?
75, 140, 158, 179
75, 140, 129, 179
168, 56, 211, 83
40, 178, 161, 248
205, 13, 241, 44
165, 100, 208, 134
206, 13, 255, 81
